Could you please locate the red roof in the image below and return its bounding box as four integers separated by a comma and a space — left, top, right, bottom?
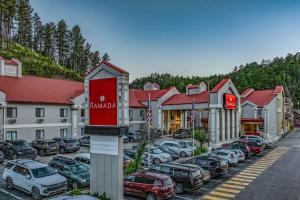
86, 60, 128, 75
4, 60, 18, 65
162, 91, 209, 106
241, 88, 254, 96
187, 84, 198, 89
210, 78, 230, 93
129, 90, 146, 108
274, 86, 283, 94
0, 76, 83, 104
241, 86, 283, 107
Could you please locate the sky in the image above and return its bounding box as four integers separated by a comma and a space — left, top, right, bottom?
30, 0, 300, 81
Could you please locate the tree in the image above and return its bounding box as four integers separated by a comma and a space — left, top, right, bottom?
69, 25, 85, 71
0, 0, 16, 50
32, 12, 42, 52
194, 129, 208, 150
43, 22, 55, 59
15, 0, 33, 47
89, 50, 100, 67
55, 20, 69, 65
102, 53, 110, 61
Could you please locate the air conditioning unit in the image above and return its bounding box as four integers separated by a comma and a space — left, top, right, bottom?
36, 119, 44, 123
61, 118, 67, 122
8, 119, 16, 124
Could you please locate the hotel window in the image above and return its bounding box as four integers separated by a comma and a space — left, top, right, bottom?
6, 131, 17, 140
36, 108, 45, 118
7, 107, 17, 118
60, 108, 68, 117
35, 130, 45, 140
257, 109, 263, 117
81, 109, 85, 117
60, 128, 68, 137
129, 110, 133, 121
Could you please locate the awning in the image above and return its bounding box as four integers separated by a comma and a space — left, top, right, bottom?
241, 118, 264, 125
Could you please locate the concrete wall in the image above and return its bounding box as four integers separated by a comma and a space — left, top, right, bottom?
129, 108, 146, 132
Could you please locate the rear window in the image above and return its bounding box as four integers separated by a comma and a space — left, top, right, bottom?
191, 169, 201, 177
163, 177, 173, 186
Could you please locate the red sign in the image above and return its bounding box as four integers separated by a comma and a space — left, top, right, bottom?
224, 94, 237, 109
89, 78, 117, 126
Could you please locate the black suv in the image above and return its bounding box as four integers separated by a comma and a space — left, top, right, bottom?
30, 139, 59, 156
149, 163, 204, 194
0, 140, 37, 160
48, 156, 90, 189
183, 156, 228, 178
52, 137, 80, 154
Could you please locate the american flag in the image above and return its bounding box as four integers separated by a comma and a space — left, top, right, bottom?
147, 94, 152, 127
190, 98, 195, 122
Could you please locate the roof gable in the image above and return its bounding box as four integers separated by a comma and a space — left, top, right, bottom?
162, 91, 209, 106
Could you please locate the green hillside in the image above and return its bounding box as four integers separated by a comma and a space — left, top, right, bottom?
130, 53, 300, 105
0, 43, 83, 81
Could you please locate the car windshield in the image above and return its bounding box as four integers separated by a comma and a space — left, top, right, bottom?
163, 177, 173, 186
191, 170, 201, 177
151, 148, 162, 154
70, 164, 88, 174
13, 141, 30, 148
63, 139, 77, 143
32, 166, 57, 178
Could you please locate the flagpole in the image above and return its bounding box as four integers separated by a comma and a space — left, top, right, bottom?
192, 98, 195, 157
148, 93, 150, 169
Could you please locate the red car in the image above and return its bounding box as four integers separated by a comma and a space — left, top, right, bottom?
124, 172, 175, 200
240, 141, 263, 155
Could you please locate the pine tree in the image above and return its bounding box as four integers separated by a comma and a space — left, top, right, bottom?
43, 22, 55, 59
69, 25, 85, 71
55, 20, 69, 65
32, 12, 42, 52
15, 0, 33, 47
89, 50, 100, 67
0, 0, 16, 50
102, 53, 110, 61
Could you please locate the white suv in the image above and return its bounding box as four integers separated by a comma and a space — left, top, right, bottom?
3, 159, 68, 200
159, 141, 193, 158
212, 149, 238, 165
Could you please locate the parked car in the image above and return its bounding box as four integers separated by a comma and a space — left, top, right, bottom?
48, 156, 90, 189
230, 141, 252, 158
149, 163, 204, 194
3, 159, 68, 200
124, 149, 153, 166
30, 139, 59, 156
211, 149, 238, 165
78, 136, 90, 147
73, 153, 90, 165
240, 135, 266, 148
52, 138, 80, 154
125, 132, 143, 142
183, 156, 228, 178
145, 146, 172, 165
123, 135, 129, 143
159, 141, 193, 158
123, 154, 132, 169
0, 140, 37, 160
0, 151, 5, 163
173, 129, 191, 139
124, 172, 175, 200
231, 149, 245, 162
240, 141, 264, 155
178, 140, 197, 150
155, 145, 180, 160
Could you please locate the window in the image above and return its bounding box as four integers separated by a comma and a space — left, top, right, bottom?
13, 165, 30, 176
6, 131, 17, 140
7, 107, 17, 118
35, 130, 45, 140
257, 109, 263, 117
134, 176, 147, 184
129, 110, 133, 121
140, 110, 144, 117
36, 108, 45, 118
80, 109, 85, 117
60, 108, 68, 117
60, 128, 68, 137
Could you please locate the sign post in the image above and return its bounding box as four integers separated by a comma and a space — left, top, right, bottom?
84, 61, 129, 200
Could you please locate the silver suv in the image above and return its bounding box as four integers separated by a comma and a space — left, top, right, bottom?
3, 159, 68, 200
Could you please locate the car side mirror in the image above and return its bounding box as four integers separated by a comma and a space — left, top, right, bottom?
25, 174, 31, 179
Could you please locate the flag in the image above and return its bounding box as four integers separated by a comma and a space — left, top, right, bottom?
146, 94, 152, 127
191, 98, 195, 122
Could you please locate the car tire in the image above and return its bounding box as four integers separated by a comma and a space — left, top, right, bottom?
39, 150, 44, 156
175, 183, 184, 194
179, 151, 187, 158
153, 158, 160, 165
60, 147, 65, 154
146, 192, 156, 200
72, 181, 79, 189
6, 177, 13, 190
32, 187, 41, 200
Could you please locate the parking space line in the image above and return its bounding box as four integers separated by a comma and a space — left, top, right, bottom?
230, 177, 252, 182
202, 195, 230, 200
215, 187, 240, 194
239, 172, 259, 176
235, 175, 256, 179
242, 169, 263, 173
226, 180, 249, 186
209, 191, 235, 198
247, 166, 266, 169
0, 189, 24, 200
221, 184, 245, 189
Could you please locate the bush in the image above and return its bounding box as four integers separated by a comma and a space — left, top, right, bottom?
194, 129, 208, 149
92, 192, 111, 200
194, 146, 207, 156
124, 140, 147, 175
69, 188, 82, 196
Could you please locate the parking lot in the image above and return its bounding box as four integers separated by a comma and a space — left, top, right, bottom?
0, 135, 278, 200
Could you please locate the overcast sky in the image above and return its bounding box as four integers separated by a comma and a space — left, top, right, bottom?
30, 0, 300, 80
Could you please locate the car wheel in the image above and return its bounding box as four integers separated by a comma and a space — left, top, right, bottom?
180, 151, 187, 158
38, 150, 44, 156
175, 183, 184, 194
60, 147, 65, 154
32, 187, 41, 200
6, 177, 13, 190
146, 192, 156, 200
72, 181, 79, 189
153, 158, 160, 165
